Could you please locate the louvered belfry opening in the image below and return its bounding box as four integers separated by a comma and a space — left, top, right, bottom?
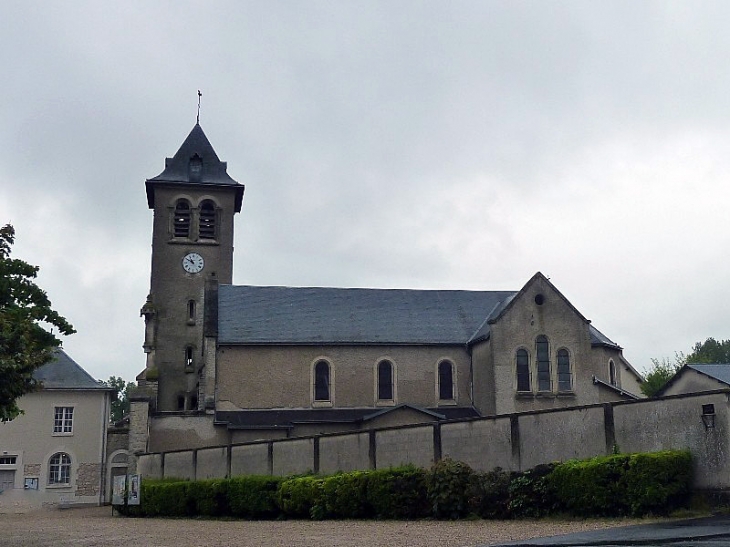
174, 199, 191, 238
199, 200, 216, 239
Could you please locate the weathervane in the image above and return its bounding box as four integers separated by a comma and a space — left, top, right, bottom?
197, 90, 202, 124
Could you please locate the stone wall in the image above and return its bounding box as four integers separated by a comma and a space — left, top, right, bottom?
76, 463, 101, 496
137, 390, 730, 492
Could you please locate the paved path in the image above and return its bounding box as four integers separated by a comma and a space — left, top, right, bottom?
487, 515, 730, 546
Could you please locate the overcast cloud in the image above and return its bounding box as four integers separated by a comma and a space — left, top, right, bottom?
2, 1, 729, 383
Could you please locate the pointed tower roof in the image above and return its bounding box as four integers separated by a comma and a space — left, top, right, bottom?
146, 124, 244, 212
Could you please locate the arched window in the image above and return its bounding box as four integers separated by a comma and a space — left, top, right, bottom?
557, 349, 572, 392
536, 335, 551, 391
438, 360, 454, 400
185, 346, 194, 369
199, 200, 216, 240
377, 360, 394, 400
48, 453, 71, 485
173, 199, 191, 238
314, 360, 330, 401
609, 360, 618, 386
516, 349, 530, 392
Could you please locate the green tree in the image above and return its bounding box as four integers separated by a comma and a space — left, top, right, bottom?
100, 376, 136, 423
685, 337, 730, 364
0, 224, 75, 421
641, 353, 685, 397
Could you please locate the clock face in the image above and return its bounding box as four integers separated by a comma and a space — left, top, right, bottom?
182, 252, 204, 274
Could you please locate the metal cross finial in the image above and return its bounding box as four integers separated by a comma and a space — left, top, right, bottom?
197, 90, 202, 124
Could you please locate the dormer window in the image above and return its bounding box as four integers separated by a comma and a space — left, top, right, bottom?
189, 155, 202, 182
173, 199, 191, 238
199, 200, 217, 240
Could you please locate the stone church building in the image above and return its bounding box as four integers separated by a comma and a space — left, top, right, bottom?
131, 124, 643, 454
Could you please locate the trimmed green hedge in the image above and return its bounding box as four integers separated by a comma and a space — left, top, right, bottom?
117, 449, 692, 520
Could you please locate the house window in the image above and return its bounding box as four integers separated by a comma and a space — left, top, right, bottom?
609, 360, 617, 386
377, 360, 394, 401
557, 349, 572, 392
438, 360, 455, 400
516, 349, 530, 392
53, 407, 73, 434
173, 199, 191, 238
314, 360, 331, 401
536, 335, 551, 391
198, 200, 216, 240
48, 453, 71, 485
0, 456, 17, 465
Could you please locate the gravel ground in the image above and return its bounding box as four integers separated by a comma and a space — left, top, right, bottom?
1, 506, 661, 547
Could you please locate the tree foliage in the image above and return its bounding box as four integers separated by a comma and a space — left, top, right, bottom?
0, 224, 75, 421
100, 375, 136, 423
641, 353, 685, 397
685, 337, 730, 364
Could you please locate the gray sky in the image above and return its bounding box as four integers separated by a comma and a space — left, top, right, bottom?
2, 1, 729, 383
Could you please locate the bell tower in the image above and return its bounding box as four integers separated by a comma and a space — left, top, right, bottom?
140, 123, 244, 412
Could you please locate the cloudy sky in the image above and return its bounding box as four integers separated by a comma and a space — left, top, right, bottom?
2, 1, 729, 384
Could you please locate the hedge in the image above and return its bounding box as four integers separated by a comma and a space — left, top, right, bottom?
116, 449, 692, 519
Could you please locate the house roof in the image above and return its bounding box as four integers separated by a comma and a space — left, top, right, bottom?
686, 363, 730, 385
33, 349, 111, 391
146, 123, 244, 212
215, 406, 479, 430
218, 284, 516, 346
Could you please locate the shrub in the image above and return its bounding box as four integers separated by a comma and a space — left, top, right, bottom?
278, 475, 324, 519
427, 458, 475, 519
227, 475, 283, 519
622, 450, 693, 516
468, 467, 511, 519
188, 479, 230, 516
366, 466, 430, 519
508, 463, 557, 518
320, 471, 372, 519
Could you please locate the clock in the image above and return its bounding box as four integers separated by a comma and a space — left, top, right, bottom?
182, 252, 204, 274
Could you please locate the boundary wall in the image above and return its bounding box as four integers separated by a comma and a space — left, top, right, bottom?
137, 390, 730, 491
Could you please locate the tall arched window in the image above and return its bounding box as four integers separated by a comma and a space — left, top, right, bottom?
377, 360, 394, 400
48, 452, 71, 485
609, 360, 617, 386
199, 200, 216, 240
173, 199, 191, 238
187, 300, 196, 324
438, 360, 454, 400
185, 346, 194, 369
314, 360, 330, 401
516, 349, 530, 392
557, 349, 572, 392
536, 335, 551, 391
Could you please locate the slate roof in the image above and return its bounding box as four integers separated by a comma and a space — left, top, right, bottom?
218, 284, 624, 350
146, 123, 244, 212
687, 364, 730, 385
218, 285, 516, 346
33, 349, 111, 391
216, 406, 480, 430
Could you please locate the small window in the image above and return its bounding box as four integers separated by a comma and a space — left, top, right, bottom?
314, 360, 330, 401
187, 300, 196, 323
536, 335, 551, 391
173, 199, 191, 238
516, 349, 530, 392
185, 346, 194, 368
438, 360, 455, 400
189, 154, 203, 182
0, 456, 17, 465
53, 407, 74, 434
199, 200, 216, 240
609, 360, 617, 386
557, 349, 572, 392
48, 453, 71, 485
377, 360, 394, 400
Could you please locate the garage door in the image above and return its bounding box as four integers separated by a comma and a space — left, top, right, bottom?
0, 470, 15, 491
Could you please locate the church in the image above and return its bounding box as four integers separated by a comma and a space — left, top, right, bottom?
132, 124, 644, 453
